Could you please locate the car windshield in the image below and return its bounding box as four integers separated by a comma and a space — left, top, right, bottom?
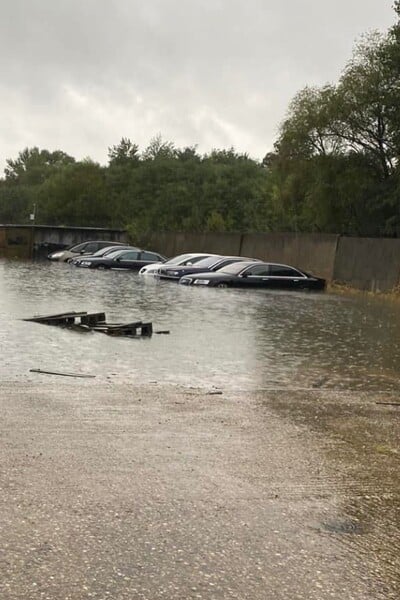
103, 246, 133, 256
163, 254, 194, 265
102, 249, 126, 259
191, 256, 221, 268
218, 262, 250, 275
92, 246, 122, 257
68, 242, 86, 252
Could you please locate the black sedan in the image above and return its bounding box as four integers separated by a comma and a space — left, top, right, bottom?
179, 261, 326, 290
76, 248, 166, 270
70, 245, 135, 265
157, 255, 259, 281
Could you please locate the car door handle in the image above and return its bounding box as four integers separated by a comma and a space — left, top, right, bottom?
262, 278, 269, 281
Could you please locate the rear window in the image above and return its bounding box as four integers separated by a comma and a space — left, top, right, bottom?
269, 265, 304, 277
118, 251, 140, 260
141, 252, 161, 261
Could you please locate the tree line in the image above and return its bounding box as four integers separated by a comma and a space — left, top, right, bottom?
1, 4, 400, 237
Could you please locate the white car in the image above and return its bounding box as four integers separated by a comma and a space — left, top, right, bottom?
139, 253, 214, 275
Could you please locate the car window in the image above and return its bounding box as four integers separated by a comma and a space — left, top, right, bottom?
245, 264, 270, 276
118, 251, 140, 260
219, 262, 252, 275
213, 258, 242, 270
92, 246, 122, 257
193, 256, 221, 268
181, 256, 209, 265
105, 249, 125, 259
141, 251, 160, 261
165, 254, 193, 265
104, 246, 128, 255
85, 242, 99, 253
70, 242, 88, 252
269, 265, 304, 277
92, 247, 109, 256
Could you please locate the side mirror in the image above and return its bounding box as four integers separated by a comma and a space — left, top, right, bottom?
80, 249, 85, 254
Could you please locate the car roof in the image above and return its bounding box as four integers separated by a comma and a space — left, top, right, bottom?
215, 256, 260, 261
110, 247, 141, 254
239, 261, 306, 271
100, 244, 134, 251
77, 240, 124, 245
69, 240, 124, 249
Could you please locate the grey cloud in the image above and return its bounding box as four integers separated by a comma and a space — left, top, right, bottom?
0, 0, 395, 169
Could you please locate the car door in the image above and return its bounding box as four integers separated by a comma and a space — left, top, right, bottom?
237, 264, 271, 287
267, 265, 308, 289
112, 250, 141, 269
82, 241, 101, 255
138, 251, 165, 269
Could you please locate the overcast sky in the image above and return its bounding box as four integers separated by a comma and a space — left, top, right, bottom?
0, 0, 395, 171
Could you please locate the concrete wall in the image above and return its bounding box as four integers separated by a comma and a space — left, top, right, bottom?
138, 232, 338, 282
0, 227, 33, 258
32, 226, 127, 247
137, 231, 400, 292
240, 233, 339, 281
172, 232, 242, 256
2, 224, 400, 291
334, 237, 400, 291
0, 225, 128, 258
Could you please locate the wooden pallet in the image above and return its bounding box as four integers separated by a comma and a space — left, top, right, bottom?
24, 312, 153, 337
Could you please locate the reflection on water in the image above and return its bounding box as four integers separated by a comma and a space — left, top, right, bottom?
1, 259, 400, 390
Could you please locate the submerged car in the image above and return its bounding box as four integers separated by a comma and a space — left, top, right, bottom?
139, 253, 216, 276
76, 247, 166, 270
157, 255, 261, 281
48, 240, 125, 262
70, 245, 135, 265
179, 261, 326, 290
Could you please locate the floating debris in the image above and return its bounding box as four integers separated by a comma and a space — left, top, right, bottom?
30, 368, 95, 378
320, 519, 364, 535
23, 311, 153, 337
311, 376, 329, 388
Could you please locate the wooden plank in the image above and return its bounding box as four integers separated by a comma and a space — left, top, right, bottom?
30, 368, 95, 378
140, 322, 153, 336
80, 313, 106, 327
103, 321, 143, 330
24, 311, 88, 322
23, 311, 153, 338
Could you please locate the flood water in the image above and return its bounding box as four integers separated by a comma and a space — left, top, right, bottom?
1, 259, 400, 391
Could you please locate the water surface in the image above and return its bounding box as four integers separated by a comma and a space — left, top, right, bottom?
1, 259, 399, 391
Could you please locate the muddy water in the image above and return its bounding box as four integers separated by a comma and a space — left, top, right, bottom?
1, 259, 399, 599
1, 259, 400, 390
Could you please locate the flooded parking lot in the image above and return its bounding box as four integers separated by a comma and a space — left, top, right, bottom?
0, 259, 399, 599
1, 259, 400, 391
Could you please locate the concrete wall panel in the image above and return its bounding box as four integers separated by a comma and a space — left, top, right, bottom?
138, 232, 242, 258
172, 232, 242, 256
33, 227, 127, 247
2, 224, 400, 291
334, 237, 400, 291
240, 233, 338, 280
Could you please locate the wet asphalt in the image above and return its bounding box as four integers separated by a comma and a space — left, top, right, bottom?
0, 382, 398, 599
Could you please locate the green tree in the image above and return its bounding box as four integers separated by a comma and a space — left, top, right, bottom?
4, 147, 75, 184
108, 138, 140, 166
